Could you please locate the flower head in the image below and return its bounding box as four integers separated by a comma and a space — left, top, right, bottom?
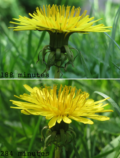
9, 5, 112, 77
10, 84, 113, 128
9, 4, 111, 33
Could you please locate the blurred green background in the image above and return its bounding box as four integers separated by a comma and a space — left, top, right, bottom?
0, 0, 120, 78
0, 79, 120, 158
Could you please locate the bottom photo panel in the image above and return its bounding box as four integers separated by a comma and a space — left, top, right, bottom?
0, 79, 120, 158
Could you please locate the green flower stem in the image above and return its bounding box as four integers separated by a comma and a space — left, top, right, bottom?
55, 146, 61, 158
54, 61, 61, 78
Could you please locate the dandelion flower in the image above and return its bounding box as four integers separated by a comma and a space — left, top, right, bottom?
9, 5, 112, 78
10, 84, 113, 128
9, 5, 111, 33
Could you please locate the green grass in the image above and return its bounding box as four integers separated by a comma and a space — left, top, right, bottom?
0, 1, 120, 78
0, 80, 120, 158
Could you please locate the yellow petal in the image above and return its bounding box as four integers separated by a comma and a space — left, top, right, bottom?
21, 109, 31, 115
69, 115, 93, 124
88, 115, 110, 121
63, 116, 72, 124
24, 84, 33, 92
85, 99, 94, 105
57, 116, 62, 123
46, 114, 54, 120
48, 116, 57, 128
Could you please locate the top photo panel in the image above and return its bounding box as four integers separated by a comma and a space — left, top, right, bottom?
1, 0, 120, 78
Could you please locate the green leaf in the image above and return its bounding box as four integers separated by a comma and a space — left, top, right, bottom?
102, 6, 120, 77
27, 31, 32, 60
33, 31, 46, 60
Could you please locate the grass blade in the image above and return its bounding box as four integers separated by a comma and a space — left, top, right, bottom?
102, 6, 120, 77
79, 51, 92, 78
104, 32, 120, 50
93, 149, 115, 158
33, 31, 46, 60
26, 116, 42, 158
27, 30, 32, 60
94, 91, 120, 116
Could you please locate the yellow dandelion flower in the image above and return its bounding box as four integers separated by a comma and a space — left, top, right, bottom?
9, 5, 111, 33
9, 5, 112, 78
10, 84, 113, 128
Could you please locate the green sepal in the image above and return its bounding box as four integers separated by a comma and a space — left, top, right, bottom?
46, 129, 52, 137
56, 49, 61, 59
47, 51, 55, 66
69, 129, 76, 139
45, 131, 57, 147
60, 53, 67, 66
66, 131, 73, 144
36, 45, 49, 63
64, 45, 74, 63
60, 129, 66, 145
44, 134, 52, 147
42, 46, 49, 63
41, 126, 49, 141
